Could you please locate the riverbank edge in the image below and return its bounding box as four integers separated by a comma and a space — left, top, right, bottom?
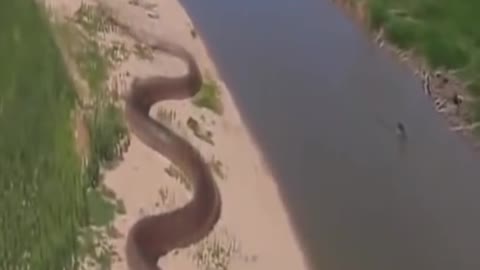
332, 0, 480, 151
180, 7, 317, 270
70, 0, 314, 269
170, 1, 315, 268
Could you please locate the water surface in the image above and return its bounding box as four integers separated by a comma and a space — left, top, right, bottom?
180, 0, 480, 269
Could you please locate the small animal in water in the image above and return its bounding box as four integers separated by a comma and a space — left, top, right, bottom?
452, 93, 462, 106
396, 122, 407, 139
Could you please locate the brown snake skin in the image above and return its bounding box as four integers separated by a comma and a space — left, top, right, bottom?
123, 38, 222, 270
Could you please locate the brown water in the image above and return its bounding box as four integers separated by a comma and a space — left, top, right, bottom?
180, 0, 480, 269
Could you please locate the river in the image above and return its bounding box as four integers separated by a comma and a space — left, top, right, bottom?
180, 0, 480, 269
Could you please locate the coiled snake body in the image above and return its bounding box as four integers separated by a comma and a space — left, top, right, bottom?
124, 39, 222, 270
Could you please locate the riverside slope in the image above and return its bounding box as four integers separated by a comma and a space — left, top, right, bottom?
51, 0, 310, 268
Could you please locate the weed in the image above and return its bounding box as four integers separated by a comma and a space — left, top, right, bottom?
133, 43, 154, 61
105, 41, 130, 64
156, 108, 177, 127
192, 229, 254, 270
116, 199, 127, 215
78, 228, 115, 270
193, 80, 223, 115
209, 156, 226, 180
165, 164, 192, 191
74, 3, 116, 35
158, 187, 170, 205
187, 117, 214, 145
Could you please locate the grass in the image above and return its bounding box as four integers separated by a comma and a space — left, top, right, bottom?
77, 227, 117, 270
365, 0, 474, 69
86, 190, 116, 227
66, 4, 128, 188
193, 80, 223, 115
79, 182, 126, 270
65, 3, 129, 268
356, 0, 480, 124
86, 102, 128, 186
0, 1, 87, 269
0, 1, 129, 269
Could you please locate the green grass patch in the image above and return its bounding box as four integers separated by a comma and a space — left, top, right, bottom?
193, 80, 223, 115
86, 188, 116, 227
361, 0, 480, 121
368, 0, 389, 30
79, 184, 123, 270
86, 102, 128, 183
364, 0, 480, 69
0, 2, 128, 269
0, 1, 87, 269
383, 16, 423, 49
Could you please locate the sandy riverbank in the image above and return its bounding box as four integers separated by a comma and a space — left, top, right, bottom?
45, 0, 310, 269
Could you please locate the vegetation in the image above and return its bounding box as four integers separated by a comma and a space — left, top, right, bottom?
0, 1, 127, 269
156, 107, 178, 127
165, 163, 192, 191
193, 80, 223, 115
78, 185, 124, 270
0, 1, 86, 269
134, 43, 154, 61
73, 3, 117, 36
209, 156, 226, 181
77, 226, 117, 270
192, 228, 255, 270
64, 3, 129, 268
69, 3, 128, 188
187, 117, 214, 145
361, 0, 480, 121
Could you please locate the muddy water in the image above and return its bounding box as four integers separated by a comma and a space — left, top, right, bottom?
181, 0, 480, 269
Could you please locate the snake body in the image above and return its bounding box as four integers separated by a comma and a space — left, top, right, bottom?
123, 39, 222, 270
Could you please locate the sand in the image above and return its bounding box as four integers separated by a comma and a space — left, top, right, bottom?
43, 0, 311, 269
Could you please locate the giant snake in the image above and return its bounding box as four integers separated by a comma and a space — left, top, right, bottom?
106, 12, 222, 270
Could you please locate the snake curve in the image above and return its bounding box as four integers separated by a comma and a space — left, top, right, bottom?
123, 37, 222, 270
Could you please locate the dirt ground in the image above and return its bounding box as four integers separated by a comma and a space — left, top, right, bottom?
43, 0, 311, 269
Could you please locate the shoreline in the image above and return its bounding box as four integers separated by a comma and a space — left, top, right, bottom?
46, 0, 311, 269
332, 0, 480, 152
